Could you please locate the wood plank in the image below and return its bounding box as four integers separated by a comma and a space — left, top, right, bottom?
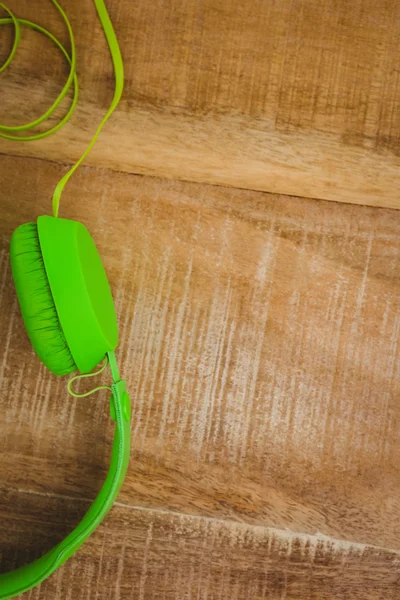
1, 491, 399, 599
1, 0, 400, 208
1, 155, 400, 555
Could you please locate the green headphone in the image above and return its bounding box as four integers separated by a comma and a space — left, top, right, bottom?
0, 2, 131, 598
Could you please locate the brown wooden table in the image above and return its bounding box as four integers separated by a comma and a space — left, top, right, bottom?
1, 1, 400, 598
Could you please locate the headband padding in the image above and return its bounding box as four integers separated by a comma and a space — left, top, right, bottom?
10, 223, 76, 376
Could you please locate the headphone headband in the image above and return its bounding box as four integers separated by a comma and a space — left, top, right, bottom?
0, 352, 131, 599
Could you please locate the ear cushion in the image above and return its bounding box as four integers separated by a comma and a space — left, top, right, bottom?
10, 223, 77, 376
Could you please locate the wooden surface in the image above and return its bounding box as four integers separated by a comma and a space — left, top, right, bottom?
2, 492, 400, 600
2, 1, 400, 597
1, 153, 400, 597
1, 0, 400, 208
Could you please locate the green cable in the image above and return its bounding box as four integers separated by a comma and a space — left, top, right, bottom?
0, 0, 77, 137
0, 0, 124, 218
67, 357, 112, 398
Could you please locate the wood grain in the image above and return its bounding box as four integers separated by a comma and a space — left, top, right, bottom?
1, 491, 400, 599
2, 0, 400, 208
3, 3, 400, 596
1, 150, 400, 572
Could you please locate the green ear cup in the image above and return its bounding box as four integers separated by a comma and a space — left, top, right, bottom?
10, 223, 77, 376
37, 216, 118, 374
10, 217, 118, 376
